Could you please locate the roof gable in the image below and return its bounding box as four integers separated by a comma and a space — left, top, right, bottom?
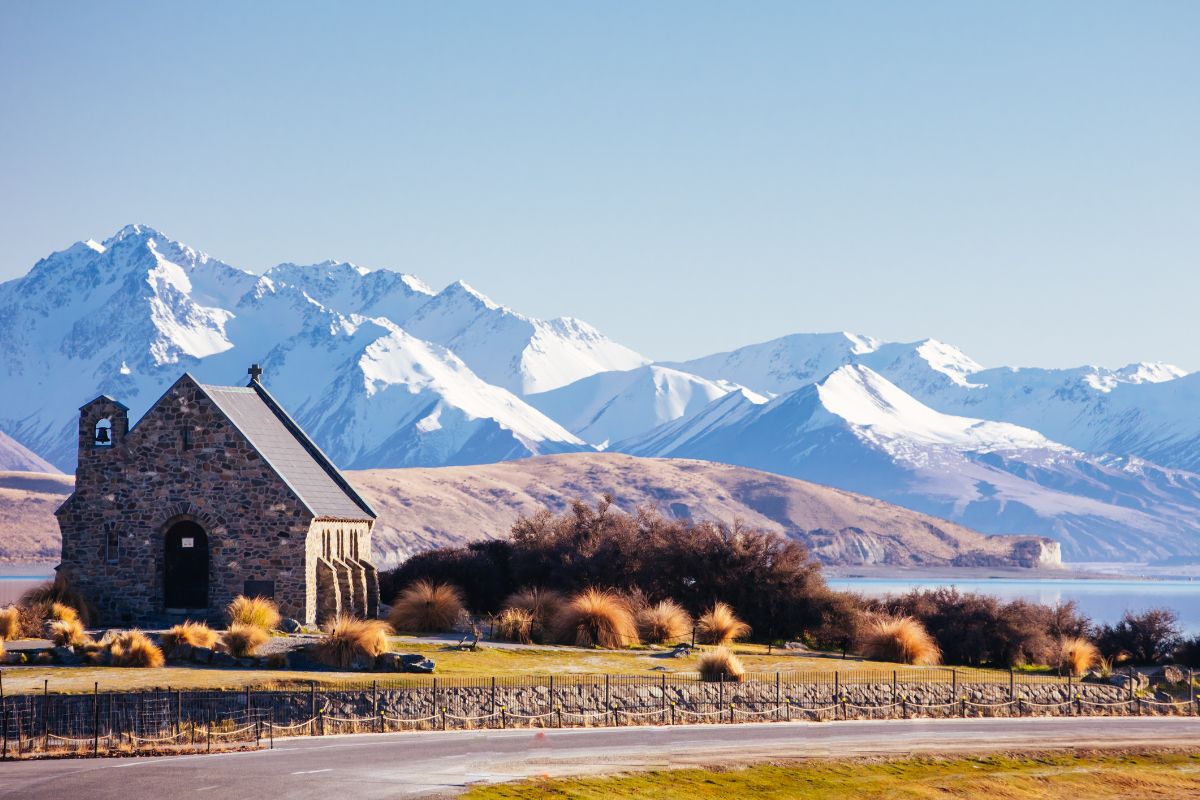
196, 379, 376, 521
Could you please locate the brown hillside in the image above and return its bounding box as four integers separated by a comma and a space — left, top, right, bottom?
0, 455, 1056, 570
351, 453, 1056, 569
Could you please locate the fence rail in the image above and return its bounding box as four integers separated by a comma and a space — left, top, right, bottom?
0, 667, 1194, 759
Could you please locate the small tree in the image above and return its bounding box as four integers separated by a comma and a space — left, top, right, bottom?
1097, 608, 1182, 665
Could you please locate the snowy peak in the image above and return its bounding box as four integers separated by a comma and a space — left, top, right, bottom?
265, 261, 434, 323
0, 430, 59, 473
813, 365, 1054, 453
526, 364, 760, 447
1086, 361, 1189, 391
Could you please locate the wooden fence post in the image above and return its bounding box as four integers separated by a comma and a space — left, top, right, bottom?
93, 682, 99, 756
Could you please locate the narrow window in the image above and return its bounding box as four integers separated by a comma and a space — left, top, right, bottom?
337, 529, 344, 559
181, 427, 192, 451
105, 525, 119, 564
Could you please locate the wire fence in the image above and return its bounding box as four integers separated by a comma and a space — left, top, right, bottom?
1, 666, 1195, 759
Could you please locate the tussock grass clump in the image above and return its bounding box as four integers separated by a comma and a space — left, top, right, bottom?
223, 622, 269, 657
860, 615, 941, 666
389, 580, 465, 633
504, 587, 564, 627
494, 607, 536, 644
227, 595, 281, 632
49, 602, 79, 623
697, 647, 746, 682
105, 630, 165, 668
637, 600, 692, 644
314, 615, 392, 668
19, 575, 94, 625
1058, 636, 1100, 677
47, 617, 90, 647
162, 620, 218, 652
0, 606, 20, 640
551, 588, 639, 648
696, 602, 750, 645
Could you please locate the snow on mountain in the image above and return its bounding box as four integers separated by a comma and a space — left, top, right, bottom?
265, 261, 434, 322
616, 365, 1200, 561
403, 281, 649, 395
525, 365, 763, 448
0, 226, 593, 471
0, 431, 59, 473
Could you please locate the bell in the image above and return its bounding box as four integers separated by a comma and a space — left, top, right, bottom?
95, 426, 110, 444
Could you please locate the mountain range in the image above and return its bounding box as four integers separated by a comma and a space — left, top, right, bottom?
2, 224, 1199, 562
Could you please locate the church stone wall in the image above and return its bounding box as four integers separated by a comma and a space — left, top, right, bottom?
58, 377, 317, 625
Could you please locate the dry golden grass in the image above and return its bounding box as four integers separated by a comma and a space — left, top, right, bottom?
162, 620, 219, 652
1058, 636, 1100, 677
698, 647, 746, 682
505, 587, 564, 627
315, 615, 393, 668
49, 601, 79, 623
227, 595, 282, 632
223, 623, 269, 657
104, 630, 166, 668
637, 600, 692, 644
495, 607, 536, 644
696, 602, 750, 645
19, 575, 95, 625
551, 588, 639, 648
0, 605, 20, 640
47, 616, 90, 647
860, 615, 941, 666
389, 580, 465, 633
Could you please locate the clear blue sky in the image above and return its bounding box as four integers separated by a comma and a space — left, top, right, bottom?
1, 2, 1197, 368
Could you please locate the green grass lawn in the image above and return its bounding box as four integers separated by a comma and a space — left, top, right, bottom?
0, 638, 1059, 694
463, 751, 1200, 799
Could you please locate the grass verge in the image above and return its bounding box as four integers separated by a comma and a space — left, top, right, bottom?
462, 750, 1200, 799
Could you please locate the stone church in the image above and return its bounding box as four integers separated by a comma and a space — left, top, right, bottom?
56, 366, 379, 626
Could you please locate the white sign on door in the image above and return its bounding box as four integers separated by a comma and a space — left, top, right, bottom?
181, 538, 194, 548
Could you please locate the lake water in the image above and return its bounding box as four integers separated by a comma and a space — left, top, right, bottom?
829, 577, 1200, 635
0, 572, 54, 606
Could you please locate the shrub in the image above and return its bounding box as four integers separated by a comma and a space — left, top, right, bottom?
0, 606, 20, 640
19, 574, 95, 625
860, 615, 941, 665
504, 587, 564, 631
697, 647, 745, 682
314, 615, 392, 668
494, 607, 536, 644
696, 602, 750, 645
105, 630, 165, 668
1058, 636, 1099, 676
1097, 608, 1182, 665
49, 602, 79, 623
389, 580, 465, 633
162, 620, 218, 652
551, 588, 639, 648
47, 617, 90, 647
266, 652, 289, 669
223, 623, 269, 657
1175, 636, 1200, 668
227, 595, 282, 632
637, 600, 692, 644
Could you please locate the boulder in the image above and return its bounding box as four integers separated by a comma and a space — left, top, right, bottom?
1151, 665, 1187, 686
399, 653, 436, 673
51, 645, 80, 666
191, 646, 213, 664
784, 641, 806, 651
169, 642, 194, 661
236, 657, 257, 668
671, 644, 692, 659
348, 653, 374, 671
1109, 672, 1149, 691
280, 618, 303, 634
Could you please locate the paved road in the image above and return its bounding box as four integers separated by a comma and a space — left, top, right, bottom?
2, 717, 1199, 799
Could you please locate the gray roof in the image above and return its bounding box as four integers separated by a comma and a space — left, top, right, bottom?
200, 382, 375, 521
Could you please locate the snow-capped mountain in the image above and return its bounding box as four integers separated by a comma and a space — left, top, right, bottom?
401, 280, 648, 395
0, 226, 593, 471
6, 224, 1200, 562
525, 365, 763, 448
615, 366, 1200, 561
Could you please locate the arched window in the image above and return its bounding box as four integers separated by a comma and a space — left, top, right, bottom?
94, 419, 113, 448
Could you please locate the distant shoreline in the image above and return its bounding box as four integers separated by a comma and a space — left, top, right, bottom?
823, 564, 1198, 583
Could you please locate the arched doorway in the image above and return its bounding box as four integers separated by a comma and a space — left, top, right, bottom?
164, 520, 209, 610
